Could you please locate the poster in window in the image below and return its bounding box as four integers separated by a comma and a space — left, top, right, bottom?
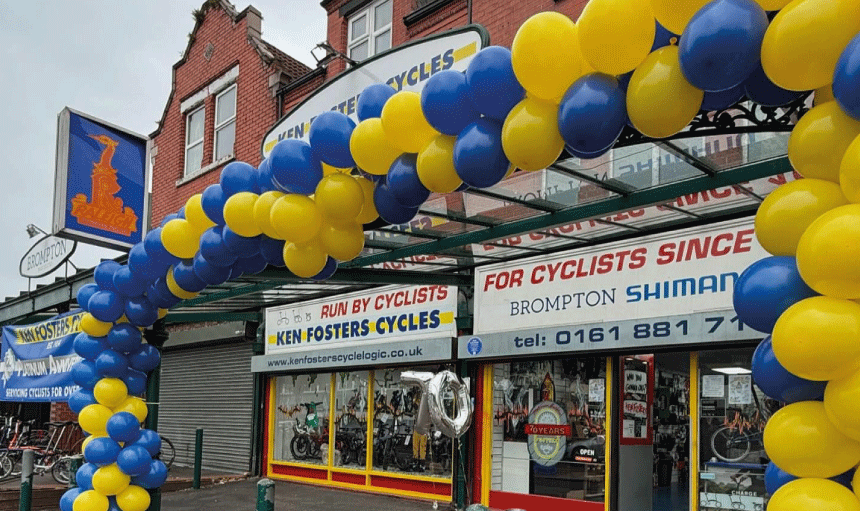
702, 375, 725, 398
620, 355, 653, 445
589, 379, 605, 403
728, 375, 752, 405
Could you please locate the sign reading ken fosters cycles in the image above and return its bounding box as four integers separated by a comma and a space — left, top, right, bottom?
263, 284, 458, 356
261, 25, 489, 158
473, 218, 768, 335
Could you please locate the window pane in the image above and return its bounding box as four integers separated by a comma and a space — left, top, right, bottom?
350, 14, 367, 40
375, 0, 392, 28
186, 108, 204, 144
334, 371, 369, 468
350, 40, 369, 62
185, 143, 203, 176
216, 86, 236, 125
215, 121, 235, 160
375, 30, 391, 54
272, 373, 332, 465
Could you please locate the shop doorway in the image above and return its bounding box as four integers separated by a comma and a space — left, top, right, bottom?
617, 352, 690, 511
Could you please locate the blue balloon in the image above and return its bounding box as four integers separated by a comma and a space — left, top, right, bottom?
373, 182, 420, 225
192, 253, 233, 285
199, 226, 238, 268
733, 256, 818, 333
74, 333, 109, 361
76, 284, 99, 312
357, 83, 397, 121
68, 388, 97, 414
128, 243, 158, 282
129, 344, 161, 373
701, 83, 746, 111
558, 73, 627, 155
617, 71, 633, 93
220, 161, 259, 196
421, 69, 481, 136
358, 169, 385, 183
107, 412, 141, 443
259, 237, 286, 267
147, 280, 180, 310
222, 226, 261, 257
309, 111, 357, 168
455, 182, 470, 192
95, 349, 129, 379
752, 336, 826, 403
269, 139, 323, 195
117, 445, 153, 477
680, 0, 767, 92
651, 21, 679, 52
71, 360, 100, 390
832, 468, 856, 490
60, 488, 83, 511
84, 437, 122, 467
765, 462, 796, 494
311, 257, 338, 281
113, 266, 147, 298
201, 184, 227, 225
177, 206, 186, 219
132, 460, 169, 489
833, 32, 860, 121
94, 260, 122, 293
130, 429, 162, 457
453, 119, 510, 189
387, 153, 430, 207
144, 228, 179, 271
565, 144, 611, 160
88, 290, 124, 323
744, 63, 805, 107
465, 46, 525, 121
172, 260, 207, 293
108, 324, 143, 354
76, 463, 98, 490
232, 253, 268, 277
257, 158, 275, 193
160, 213, 179, 227
125, 296, 159, 327
123, 369, 148, 396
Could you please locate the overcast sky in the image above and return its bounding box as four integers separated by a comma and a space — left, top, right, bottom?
0, 0, 326, 303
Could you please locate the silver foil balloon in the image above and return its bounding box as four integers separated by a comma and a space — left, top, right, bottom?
400, 371, 434, 435
427, 370, 473, 439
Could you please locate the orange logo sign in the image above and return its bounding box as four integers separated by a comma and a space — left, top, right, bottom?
70, 134, 139, 236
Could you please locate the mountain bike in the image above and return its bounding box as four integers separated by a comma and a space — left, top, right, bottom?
710, 382, 774, 463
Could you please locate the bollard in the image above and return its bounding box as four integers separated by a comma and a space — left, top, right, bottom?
256, 478, 275, 511
193, 428, 203, 489
68, 455, 83, 488
20, 450, 33, 511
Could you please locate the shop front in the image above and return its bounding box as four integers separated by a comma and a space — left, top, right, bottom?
461, 218, 778, 511
251, 284, 460, 501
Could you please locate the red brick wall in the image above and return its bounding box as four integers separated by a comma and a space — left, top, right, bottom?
50, 402, 77, 423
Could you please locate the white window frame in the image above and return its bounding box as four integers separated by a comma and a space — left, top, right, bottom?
184, 105, 205, 177
214, 83, 237, 162
347, 0, 392, 63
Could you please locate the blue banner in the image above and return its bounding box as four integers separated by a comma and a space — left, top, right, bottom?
0, 311, 84, 402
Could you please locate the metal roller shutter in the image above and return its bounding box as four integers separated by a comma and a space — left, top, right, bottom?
157, 340, 253, 473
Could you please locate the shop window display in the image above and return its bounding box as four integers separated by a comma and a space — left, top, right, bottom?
333, 371, 369, 468
492, 358, 607, 502
273, 373, 332, 465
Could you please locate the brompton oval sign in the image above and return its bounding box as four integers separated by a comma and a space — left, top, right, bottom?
19, 235, 77, 278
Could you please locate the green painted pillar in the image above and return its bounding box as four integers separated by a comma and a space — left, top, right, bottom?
144, 322, 169, 511
19, 450, 33, 511
256, 478, 275, 511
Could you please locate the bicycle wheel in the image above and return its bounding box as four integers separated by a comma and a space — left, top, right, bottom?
157, 436, 176, 470
0, 453, 12, 479
711, 426, 751, 463
19, 430, 49, 448
290, 435, 310, 460
52, 456, 73, 485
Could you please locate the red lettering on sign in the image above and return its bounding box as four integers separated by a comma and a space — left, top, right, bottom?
524, 424, 572, 436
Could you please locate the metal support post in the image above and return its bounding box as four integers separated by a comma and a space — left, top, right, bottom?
193, 428, 204, 489
144, 322, 168, 511
20, 450, 33, 511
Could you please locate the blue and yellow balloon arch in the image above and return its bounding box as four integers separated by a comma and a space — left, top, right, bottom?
63, 0, 860, 509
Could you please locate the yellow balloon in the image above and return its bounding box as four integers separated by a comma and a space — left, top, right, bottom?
165, 266, 198, 300
93, 378, 128, 408
649, 0, 710, 35
115, 484, 151, 511
318, 222, 365, 262
315, 173, 365, 223
761, 0, 860, 91
81, 434, 105, 454
354, 177, 379, 224
380, 91, 439, 153
270, 194, 322, 244
349, 118, 401, 176
764, 401, 860, 478
92, 464, 131, 496
511, 12, 581, 101
797, 205, 860, 298
754, 178, 848, 256
222, 192, 262, 237
322, 162, 351, 176
417, 135, 462, 193
502, 97, 565, 172
578, 0, 656, 75
73, 490, 109, 511
161, 219, 199, 259
253, 191, 284, 239
184, 194, 215, 233
157, 308, 168, 319
627, 46, 704, 139
113, 396, 148, 423
788, 102, 860, 183
814, 84, 835, 106
79, 404, 113, 435
769, 478, 860, 511
840, 134, 860, 203
772, 296, 860, 381
284, 241, 328, 278
824, 367, 860, 442
81, 313, 112, 337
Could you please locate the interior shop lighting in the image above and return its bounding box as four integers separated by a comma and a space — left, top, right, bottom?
711, 367, 753, 375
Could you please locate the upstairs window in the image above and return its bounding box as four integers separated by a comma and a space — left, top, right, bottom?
184, 106, 205, 177
348, 0, 392, 62
215, 84, 236, 161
